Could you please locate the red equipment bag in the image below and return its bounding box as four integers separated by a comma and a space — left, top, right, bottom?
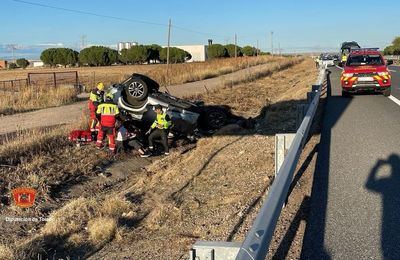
68, 130, 93, 144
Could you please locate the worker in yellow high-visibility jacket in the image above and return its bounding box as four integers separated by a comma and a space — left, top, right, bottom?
141, 104, 172, 157
88, 82, 105, 133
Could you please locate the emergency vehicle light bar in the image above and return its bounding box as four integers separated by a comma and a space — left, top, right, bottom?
351, 47, 379, 52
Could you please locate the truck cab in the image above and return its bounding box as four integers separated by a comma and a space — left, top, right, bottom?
341, 48, 392, 97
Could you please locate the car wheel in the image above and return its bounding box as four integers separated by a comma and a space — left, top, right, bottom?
200, 108, 228, 130
383, 87, 391, 97
342, 90, 350, 97
124, 77, 149, 102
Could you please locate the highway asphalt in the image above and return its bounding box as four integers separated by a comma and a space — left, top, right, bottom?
302, 66, 400, 259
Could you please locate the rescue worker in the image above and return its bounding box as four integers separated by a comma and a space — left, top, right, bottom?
88, 82, 105, 134
142, 104, 171, 157
95, 93, 119, 154
116, 121, 146, 155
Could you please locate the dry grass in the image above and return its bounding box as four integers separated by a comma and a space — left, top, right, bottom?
0, 85, 77, 115
0, 56, 281, 88
42, 197, 99, 237
0, 127, 69, 165
193, 57, 317, 119
100, 196, 132, 218
88, 217, 117, 245
0, 244, 14, 260
151, 55, 280, 86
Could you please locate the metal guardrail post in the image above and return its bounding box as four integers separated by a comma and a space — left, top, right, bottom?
235, 68, 326, 260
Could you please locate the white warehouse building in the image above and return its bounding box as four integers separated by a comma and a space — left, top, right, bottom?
117, 41, 138, 52
172, 45, 208, 62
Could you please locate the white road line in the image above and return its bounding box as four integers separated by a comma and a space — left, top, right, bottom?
389, 69, 396, 72
388, 95, 400, 106
335, 65, 343, 70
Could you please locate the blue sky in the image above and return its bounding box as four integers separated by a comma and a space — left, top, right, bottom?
1, 0, 399, 59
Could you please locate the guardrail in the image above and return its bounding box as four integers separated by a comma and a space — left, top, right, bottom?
190, 66, 327, 260
235, 66, 327, 260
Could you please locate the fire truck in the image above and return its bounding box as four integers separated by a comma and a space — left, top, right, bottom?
341, 48, 393, 97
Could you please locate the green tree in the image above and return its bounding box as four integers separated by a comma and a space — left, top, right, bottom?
207, 44, 228, 59
107, 48, 119, 64
383, 46, 395, 55
242, 45, 256, 56
392, 37, 400, 48
383, 36, 400, 56
119, 45, 149, 64
79, 46, 117, 66
146, 44, 162, 63
16, 58, 30, 69
40, 48, 58, 67
119, 48, 130, 64
159, 47, 191, 63
40, 48, 78, 67
224, 44, 242, 57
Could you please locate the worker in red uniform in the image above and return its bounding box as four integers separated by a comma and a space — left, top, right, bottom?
95, 93, 120, 153
88, 82, 105, 133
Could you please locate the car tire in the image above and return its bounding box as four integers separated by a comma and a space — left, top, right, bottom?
342, 90, 350, 97
383, 87, 391, 97
124, 77, 149, 103
200, 107, 228, 130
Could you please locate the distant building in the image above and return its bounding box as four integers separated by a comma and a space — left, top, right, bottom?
172, 45, 208, 62
0, 60, 7, 69
117, 41, 138, 52
32, 61, 44, 68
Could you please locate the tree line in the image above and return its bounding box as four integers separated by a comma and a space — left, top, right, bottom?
383, 37, 400, 55
39, 45, 192, 67
6, 43, 269, 69
208, 44, 267, 58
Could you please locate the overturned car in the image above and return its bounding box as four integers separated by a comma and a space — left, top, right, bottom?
108, 73, 241, 136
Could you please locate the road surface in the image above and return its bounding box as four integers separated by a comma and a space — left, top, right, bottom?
302, 66, 400, 259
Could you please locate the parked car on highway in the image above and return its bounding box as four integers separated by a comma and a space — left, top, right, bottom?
341, 48, 393, 97
319, 54, 335, 67
108, 74, 240, 136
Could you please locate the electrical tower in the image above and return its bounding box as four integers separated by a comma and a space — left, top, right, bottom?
80, 35, 86, 50
271, 31, 274, 56
6, 44, 18, 63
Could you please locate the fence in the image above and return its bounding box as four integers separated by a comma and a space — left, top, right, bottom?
28, 71, 78, 87
190, 66, 328, 260
0, 78, 28, 92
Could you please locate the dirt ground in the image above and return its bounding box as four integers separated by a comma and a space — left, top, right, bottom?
0, 58, 322, 259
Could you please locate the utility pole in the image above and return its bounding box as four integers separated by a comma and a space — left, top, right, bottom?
234, 34, 237, 59
257, 39, 259, 56
271, 31, 274, 56
279, 42, 281, 56
166, 18, 172, 86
